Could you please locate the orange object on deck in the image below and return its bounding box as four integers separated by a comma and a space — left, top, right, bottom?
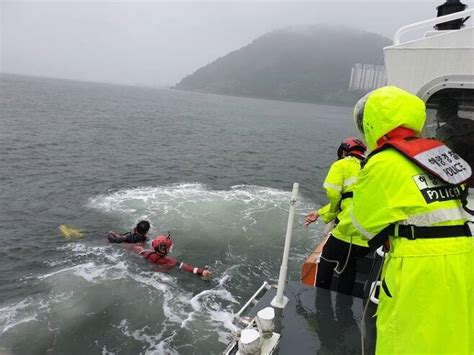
300, 235, 329, 287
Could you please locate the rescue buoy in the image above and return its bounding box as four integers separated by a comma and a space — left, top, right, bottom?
59, 224, 83, 239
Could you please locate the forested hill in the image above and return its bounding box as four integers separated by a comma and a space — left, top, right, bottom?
173, 26, 391, 105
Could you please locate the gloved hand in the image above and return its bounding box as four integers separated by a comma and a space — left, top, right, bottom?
201, 269, 213, 281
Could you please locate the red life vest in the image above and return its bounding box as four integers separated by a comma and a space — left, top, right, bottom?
141, 251, 176, 267
140, 250, 203, 274
371, 127, 472, 185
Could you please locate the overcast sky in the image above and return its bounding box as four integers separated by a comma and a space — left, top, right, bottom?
0, 0, 453, 87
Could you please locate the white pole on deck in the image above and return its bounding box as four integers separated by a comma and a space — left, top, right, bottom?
271, 182, 299, 309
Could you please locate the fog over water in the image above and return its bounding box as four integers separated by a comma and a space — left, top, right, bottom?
1, 0, 442, 86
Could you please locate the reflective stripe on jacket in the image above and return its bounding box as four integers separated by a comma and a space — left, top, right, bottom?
351, 147, 471, 255
317, 155, 368, 247
318, 156, 361, 223
350, 147, 473, 354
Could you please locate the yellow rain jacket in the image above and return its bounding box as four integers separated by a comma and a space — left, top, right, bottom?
351, 86, 474, 354
318, 156, 368, 247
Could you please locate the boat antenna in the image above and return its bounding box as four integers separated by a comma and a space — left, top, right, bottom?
434, 0, 469, 30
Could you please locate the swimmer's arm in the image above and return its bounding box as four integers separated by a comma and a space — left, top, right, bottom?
123, 244, 145, 254
107, 231, 131, 243
177, 260, 212, 278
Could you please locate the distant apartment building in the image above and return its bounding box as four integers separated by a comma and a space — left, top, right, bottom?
349, 64, 387, 91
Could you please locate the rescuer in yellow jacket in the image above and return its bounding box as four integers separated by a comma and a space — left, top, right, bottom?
351, 86, 473, 354
305, 137, 370, 295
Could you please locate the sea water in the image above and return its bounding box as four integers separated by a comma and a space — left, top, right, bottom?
0, 74, 357, 354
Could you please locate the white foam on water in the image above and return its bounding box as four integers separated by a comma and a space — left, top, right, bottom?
127, 272, 189, 324
111, 258, 243, 346
101, 345, 115, 355
37, 262, 95, 281
38, 255, 128, 284
0, 291, 73, 335
209, 310, 239, 344
37, 242, 189, 327
0, 299, 37, 334
1, 240, 187, 353
2, 242, 144, 337
59, 243, 128, 265
86, 183, 314, 237
217, 264, 242, 287
72, 262, 124, 283
2, 315, 37, 334
44, 259, 70, 268
115, 319, 179, 355
128, 269, 240, 342
2, 183, 321, 350
177, 269, 240, 345
111, 270, 238, 352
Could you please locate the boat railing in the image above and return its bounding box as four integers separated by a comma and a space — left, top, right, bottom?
235, 281, 271, 317
271, 182, 299, 309
224, 184, 299, 354
394, 8, 473, 45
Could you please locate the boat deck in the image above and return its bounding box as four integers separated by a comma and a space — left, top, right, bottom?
243, 281, 377, 354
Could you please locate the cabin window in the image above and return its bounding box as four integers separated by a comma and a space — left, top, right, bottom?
424, 88, 474, 183
423, 88, 474, 138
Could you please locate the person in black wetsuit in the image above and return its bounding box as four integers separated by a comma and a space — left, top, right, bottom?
107, 220, 150, 244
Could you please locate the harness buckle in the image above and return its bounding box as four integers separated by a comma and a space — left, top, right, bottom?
408, 225, 416, 240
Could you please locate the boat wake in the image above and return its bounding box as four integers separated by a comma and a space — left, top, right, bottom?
1, 183, 323, 354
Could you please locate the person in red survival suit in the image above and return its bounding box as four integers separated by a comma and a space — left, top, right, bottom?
130, 234, 213, 279
107, 220, 150, 244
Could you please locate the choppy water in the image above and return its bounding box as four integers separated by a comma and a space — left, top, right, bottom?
0, 74, 357, 354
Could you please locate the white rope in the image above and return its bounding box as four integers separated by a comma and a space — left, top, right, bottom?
319, 235, 353, 275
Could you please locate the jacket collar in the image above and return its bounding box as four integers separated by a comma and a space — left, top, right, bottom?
376, 127, 416, 148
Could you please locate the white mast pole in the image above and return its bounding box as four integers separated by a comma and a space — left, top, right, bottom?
271, 182, 299, 308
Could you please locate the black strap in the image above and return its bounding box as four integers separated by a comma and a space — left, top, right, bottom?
460, 186, 474, 216
334, 192, 354, 225
368, 223, 472, 250
381, 279, 392, 298
396, 224, 471, 239
341, 191, 353, 200
368, 225, 393, 250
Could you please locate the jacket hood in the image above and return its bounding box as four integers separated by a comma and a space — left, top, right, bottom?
360, 86, 426, 150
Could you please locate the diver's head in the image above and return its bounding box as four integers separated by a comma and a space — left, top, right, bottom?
152, 234, 173, 256
136, 220, 150, 236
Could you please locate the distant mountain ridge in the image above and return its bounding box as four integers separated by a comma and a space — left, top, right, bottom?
174, 25, 391, 105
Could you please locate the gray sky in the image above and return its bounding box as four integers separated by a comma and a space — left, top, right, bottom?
1, 0, 449, 87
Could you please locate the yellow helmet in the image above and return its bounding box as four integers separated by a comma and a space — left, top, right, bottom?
353, 86, 426, 150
